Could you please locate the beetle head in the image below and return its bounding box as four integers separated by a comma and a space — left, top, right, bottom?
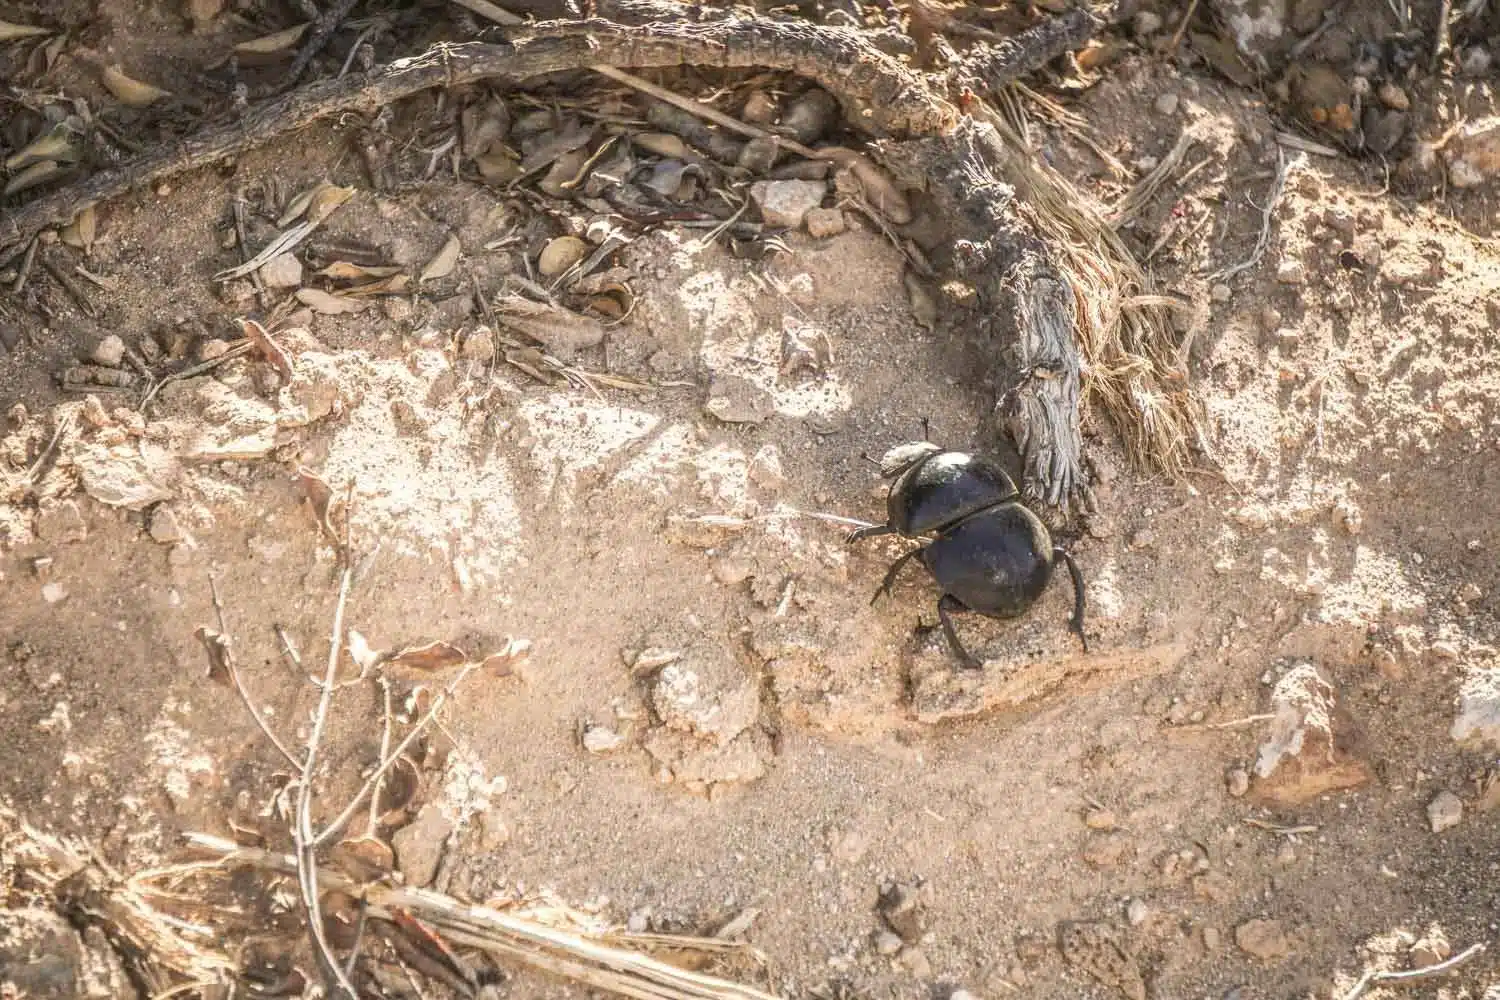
876, 440, 942, 478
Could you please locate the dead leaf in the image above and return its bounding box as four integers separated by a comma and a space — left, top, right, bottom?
233, 23, 308, 56
823, 147, 912, 224
304, 183, 355, 225
631, 133, 688, 158
376, 755, 422, 818
348, 629, 382, 672
0, 19, 51, 41
473, 148, 521, 184
341, 274, 410, 297
101, 65, 171, 107
481, 637, 532, 676
314, 261, 403, 281
296, 288, 368, 314
296, 466, 338, 544
331, 835, 395, 881
3, 160, 62, 198
1190, 32, 1256, 88
195, 626, 235, 686
5, 127, 77, 172
386, 640, 468, 673
493, 294, 605, 356
419, 234, 461, 284
60, 204, 96, 253
239, 317, 293, 382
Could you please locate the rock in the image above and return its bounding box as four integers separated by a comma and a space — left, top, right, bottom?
1132, 10, 1163, 35
642, 729, 765, 787
90, 335, 126, 368
34, 500, 87, 545
1154, 93, 1180, 115
742, 90, 777, 125
40, 582, 67, 604
391, 803, 453, 887
1202, 926, 1222, 951
651, 658, 759, 747
258, 253, 303, 289
878, 881, 928, 943
1323, 205, 1356, 237
1442, 118, 1500, 189
1126, 898, 1150, 926
873, 930, 904, 955
898, 946, 932, 978
1410, 928, 1451, 967
1250, 663, 1369, 805
1427, 790, 1463, 833
1235, 918, 1292, 960
1209, 283, 1232, 302
460, 328, 496, 363
1275, 259, 1306, 285
748, 444, 786, 491
1377, 82, 1410, 112
804, 207, 846, 238
1085, 808, 1117, 831
148, 506, 185, 544
1081, 832, 1135, 869
749, 179, 827, 229
1451, 662, 1500, 747
582, 723, 626, 754
1226, 767, 1250, 798
704, 375, 775, 424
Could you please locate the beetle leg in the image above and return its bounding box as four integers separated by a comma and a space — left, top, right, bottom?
870, 546, 923, 604
846, 523, 897, 544
937, 594, 982, 669
1054, 546, 1089, 653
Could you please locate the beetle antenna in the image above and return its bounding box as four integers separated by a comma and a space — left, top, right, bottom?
1054, 547, 1088, 653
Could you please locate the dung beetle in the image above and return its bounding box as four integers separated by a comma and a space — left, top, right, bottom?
847, 441, 1088, 667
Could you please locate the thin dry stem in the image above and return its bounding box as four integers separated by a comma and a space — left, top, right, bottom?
206, 574, 307, 773
1340, 943, 1486, 1000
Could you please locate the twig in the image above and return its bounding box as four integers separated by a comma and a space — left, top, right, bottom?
295, 547, 360, 999
39, 254, 98, 317
1173, 713, 1274, 732
232, 189, 272, 310
1206, 145, 1293, 283
1432, 0, 1452, 70
1167, 0, 1200, 52
8, 235, 38, 293
205, 575, 307, 773
286, 0, 362, 87
1244, 818, 1319, 836
139, 342, 254, 409
368, 676, 394, 835
312, 660, 480, 849
1340, 943, 1486, 1000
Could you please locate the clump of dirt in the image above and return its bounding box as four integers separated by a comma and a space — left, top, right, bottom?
3, 1, 1500, 999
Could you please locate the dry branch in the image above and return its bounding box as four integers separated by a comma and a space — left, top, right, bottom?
182, 833, 784, 1000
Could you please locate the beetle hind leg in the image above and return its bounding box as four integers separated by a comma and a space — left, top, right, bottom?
870, 546, 923, 605
937, 594, 983, 669
1054, 546, 1089, 653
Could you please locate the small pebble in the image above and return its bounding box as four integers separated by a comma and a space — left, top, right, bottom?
1132, 9, 1163, 35
1427, 790, 1463, 833
1377, 82, 1410, 112
1275, 260, 1306, 285
1085, 808, 1117, 831
1126, 898, 1150, 926
41, 582, 68, 604
1226, 767, 1250, 798
198, 338, 231, 362
805, 207, 847, 239
1202, 926, 1222, 951
1259, 306, 1283, 332
873, 930, 904, 956
149, 507, 184, 545
1276, 328, 1300, 351
258, 253, 303, 289
1209, 283, 1232, 303
582, 724, 626, 754
1154, 93, 1180, 115
91, 335, 126, 368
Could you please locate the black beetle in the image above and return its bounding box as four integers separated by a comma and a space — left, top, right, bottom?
847, 441, 1088, 667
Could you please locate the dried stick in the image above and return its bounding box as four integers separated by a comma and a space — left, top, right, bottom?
1340, 943, 1486, 1000
295, 558, 360, 999
1206, 145, 1292, 284
312, 659, 481, 849
204, 574, 307, 772
181, 833, 786, 1000
0, 19, 951, 262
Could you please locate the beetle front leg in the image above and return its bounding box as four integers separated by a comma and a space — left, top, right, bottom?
846, 523, 897, 544
937, 594, 983, 669
870, 546, 924, 604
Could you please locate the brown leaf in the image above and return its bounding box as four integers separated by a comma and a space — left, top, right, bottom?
195, 626, 235, 686
5, 128, 77, 172
419, 234, 461, 284
330, 835, 395, 882
101, 65, 171, 107
59, 205, 96, 253
2, 160, 62, 198
480, 637, 532, 676
314, 261, 403, 281
239, 317, 293, 382
386, 640, 468, 673
341, 273, 410, 297
233, 23, 308, 56
0, 18, 51, 41
296, 288, 368, 314
295, 466, 338, 544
